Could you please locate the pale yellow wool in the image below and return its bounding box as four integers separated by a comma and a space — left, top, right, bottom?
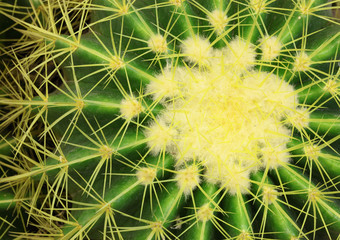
205, 163, 252, 194
236, 231, 253, 240
137, 167, 157, 185
287, 107, 310, 130
197, 204, 214, 222
170, 0, 185, 7
175, 165, 201, 196
262, 186, 278, 204
208, 9, 228, 34
150, 221, 163, 234
145, 119, 177, 155
221, 37, 256, 73
323, 78, 339, 95
261, 145, 290, 169
304, 144, 321, 161
145, 36, 304, 195
181, 36, 213, 65
308, 188, 321, 202
294, 52, 311, 72
146, 67, 182, 102
148, 34, 167, 53
120, 97, 144, 119
99, 145, 113, 160
250, 0, 268, 13
110, 56, 124, 70
260, 35, 282, 61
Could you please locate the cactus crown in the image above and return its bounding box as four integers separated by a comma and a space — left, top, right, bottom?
0, 0, 339, 239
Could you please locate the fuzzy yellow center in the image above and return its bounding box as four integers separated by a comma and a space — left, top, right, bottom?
208, 10, 228, 34
262, 186, 278, 204
170, 0, 185, 7
146, 36, 303, 195
250, 0, 268, 13
137, 167, 157, 185
323, 78, 339, 95
175, 165, 200, 195
294, 52, 311, 72
118, 5, 129, 15
120, 97, 143, 119
297, 0, 312, 15
99, 145, 114, 159
304, 144, 320, 161
150, 221, 163, 233
110, 56, 124, 70
148, 34, 167, 53
308, 189, 321, 202
181, 36, 213, 65
288, 107, 310, 130
75, 99, 85, 110
260, 35, 282, 61
237, 231, 253, 240
197, 204, 214, 222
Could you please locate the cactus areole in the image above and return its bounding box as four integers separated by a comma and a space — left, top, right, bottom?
0, 0, 340, 239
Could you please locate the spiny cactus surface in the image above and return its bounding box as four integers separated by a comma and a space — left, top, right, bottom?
0, 0, 340, 239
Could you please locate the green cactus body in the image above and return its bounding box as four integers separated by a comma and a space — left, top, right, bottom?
0, 0, 340, 239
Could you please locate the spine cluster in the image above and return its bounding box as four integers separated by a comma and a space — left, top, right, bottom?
0, 0, 339, 239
